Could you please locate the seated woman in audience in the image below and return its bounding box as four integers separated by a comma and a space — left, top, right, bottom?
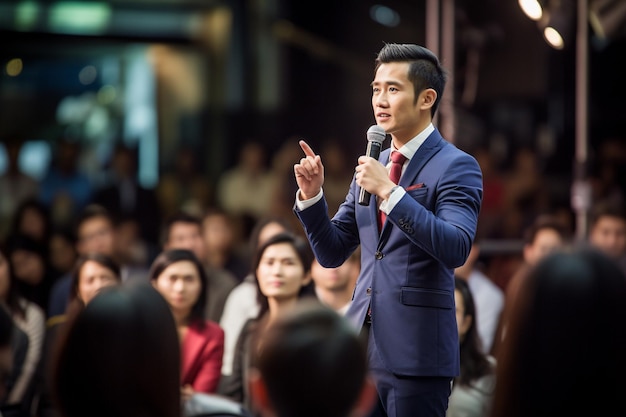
490, 247, 626, 417
447, 278, 496, 417
53, 283, 180, 417
5, 234, 59, 313
38, 253, 121, 417
150, 249, 224, 398
221, 232, 316, 413
0, 244, 45, 413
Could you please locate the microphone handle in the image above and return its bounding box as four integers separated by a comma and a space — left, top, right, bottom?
358, 141, 383, 206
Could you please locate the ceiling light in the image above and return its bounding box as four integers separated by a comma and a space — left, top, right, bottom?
519, 0, 544, 21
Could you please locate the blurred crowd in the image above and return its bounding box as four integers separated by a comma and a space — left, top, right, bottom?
0, 132, 625, 417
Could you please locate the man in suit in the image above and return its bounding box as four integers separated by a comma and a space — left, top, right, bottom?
293, 43, 483, 417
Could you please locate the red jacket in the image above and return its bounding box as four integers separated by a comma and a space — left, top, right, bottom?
181, 320, 225, 393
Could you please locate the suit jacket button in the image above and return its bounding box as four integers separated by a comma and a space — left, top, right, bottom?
366, 287, 372, 295
375, 251, 384, 260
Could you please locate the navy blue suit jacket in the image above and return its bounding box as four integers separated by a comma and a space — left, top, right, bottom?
295, 128, 482, 378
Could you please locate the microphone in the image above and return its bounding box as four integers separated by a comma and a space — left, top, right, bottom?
358, 125, 387, 206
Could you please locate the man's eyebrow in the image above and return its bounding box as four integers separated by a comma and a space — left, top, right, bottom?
370, 80, 402, 87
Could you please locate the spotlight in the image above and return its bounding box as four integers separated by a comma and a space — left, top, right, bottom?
519, 0, 545, 21
544, 26, 565, 49
540, 0, 574, 50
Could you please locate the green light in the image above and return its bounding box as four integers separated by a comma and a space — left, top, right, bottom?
15, 1, 40, 31
48, 2, 111, 35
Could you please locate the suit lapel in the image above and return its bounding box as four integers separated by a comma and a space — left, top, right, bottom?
398, 130, 445, 188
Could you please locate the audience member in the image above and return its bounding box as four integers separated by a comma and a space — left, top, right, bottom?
47, 230, 77, 278
201, 208, 248, 282
218, 216, 292, 378
92, 143, 161, 246
8, 199, 52, 249
220, 233, 316, 414
113, 216, 156, 270
498, 214, 569, 351
310, 248, 360, 315
0, 305, 15, 404
67, 254, 122, 311
473, 146, 505, 239
157, 146, 212, 220
48, 204, 138, 318
447, 278, 496, 417
0, 319, 28, 417
46, 205, 147, 318
38, 139, 92, 231
0, 245, 45, 412
267, 138, 304, 224
589, 137, 626, 205
587, 200, 626, 273
37, 253, 122, 417
52, 283, 181, 417
5, 234, 58, 313
490, 247, 626, 417
454, 240, 504, 354
162, 212, 237, 322
0, 139, 39, 242
317, 138, 355, 217
216, 141, 276, 223
499, 147, 549, 239
149, 249, 224, 397
249, 301, 376, 417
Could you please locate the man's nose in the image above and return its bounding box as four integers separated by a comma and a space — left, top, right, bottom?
374, 92, 388, 106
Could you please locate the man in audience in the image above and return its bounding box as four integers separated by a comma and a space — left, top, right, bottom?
588, 200, 626, 274
249, 301, 376, 417
162, 212, 237, 322
47, 204, 150, 318
47, 204, 149, 318
310, 248, 360, 315
497, 214, 569, 353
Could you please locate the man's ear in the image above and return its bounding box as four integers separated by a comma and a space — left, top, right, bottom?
351, 377, 378, 417
419, 88, 437, 111
249, 368, 274, 417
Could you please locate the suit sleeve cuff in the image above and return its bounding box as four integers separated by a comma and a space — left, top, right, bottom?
295, 188, 324, 211
379, 186, 405, 214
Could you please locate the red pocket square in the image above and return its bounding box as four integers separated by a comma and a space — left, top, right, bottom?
406, 183, 425, 191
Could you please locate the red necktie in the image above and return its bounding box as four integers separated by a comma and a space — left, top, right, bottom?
378, 151, 407, 229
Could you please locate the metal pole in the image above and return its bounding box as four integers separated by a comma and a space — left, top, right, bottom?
440, 0, 455, 142
572, 0, 590, 242
425, 0, 440, 126
425, 0, 440, 57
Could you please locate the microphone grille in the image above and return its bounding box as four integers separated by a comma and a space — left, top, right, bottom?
366, 125, 386, 144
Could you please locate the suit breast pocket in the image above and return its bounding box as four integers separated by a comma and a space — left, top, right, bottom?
407, 187, 428, 204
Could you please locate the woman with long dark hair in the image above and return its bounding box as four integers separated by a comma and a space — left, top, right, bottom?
221, 232, 316, 414
38, 253, 122, 417
53, 284, 181, 417
150, 249, 224, 398
447, 278, 496, 417
0, 244, 45, 410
